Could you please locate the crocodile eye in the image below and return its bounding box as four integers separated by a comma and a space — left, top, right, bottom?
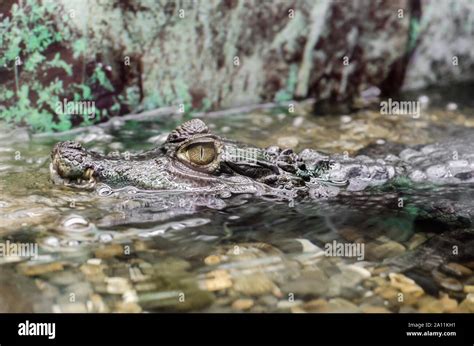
186, 143, 216, 165
176, 136, 222, 173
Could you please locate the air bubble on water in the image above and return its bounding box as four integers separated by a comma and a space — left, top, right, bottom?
43, 236, 60, 247
124, 186, 138, 194
60, 214, 95, 235
96, 184, 113, 197
66, 239, 80, 247
98, 233, 113, 243
62, 214, 88, 228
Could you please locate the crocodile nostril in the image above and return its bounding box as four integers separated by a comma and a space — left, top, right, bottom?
51, 141, 88, 179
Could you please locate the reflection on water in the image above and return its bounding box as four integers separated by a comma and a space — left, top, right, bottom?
1, 86, 474, 313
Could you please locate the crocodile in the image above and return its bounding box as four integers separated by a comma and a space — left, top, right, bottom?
50, 119, 474, 198
48, 119, 474, 298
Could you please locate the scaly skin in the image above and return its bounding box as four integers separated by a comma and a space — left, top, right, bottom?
50, 119, 474, 196
49, 120, 474, 284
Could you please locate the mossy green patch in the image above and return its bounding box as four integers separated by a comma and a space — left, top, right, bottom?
0, 0, 118, 132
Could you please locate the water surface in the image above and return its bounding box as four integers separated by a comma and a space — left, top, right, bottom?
1, 86, 474, 313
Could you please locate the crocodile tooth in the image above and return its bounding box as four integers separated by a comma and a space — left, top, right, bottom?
83, 168, 94, 179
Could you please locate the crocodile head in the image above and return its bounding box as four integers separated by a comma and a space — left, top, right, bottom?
50, 119, 305, 193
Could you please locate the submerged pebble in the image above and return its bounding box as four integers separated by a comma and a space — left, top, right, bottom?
2, 100, 474, 314
233, 274, 277, 296
18, 262, 64, 276
231, 298, 254, 311
440, 263, 473, 278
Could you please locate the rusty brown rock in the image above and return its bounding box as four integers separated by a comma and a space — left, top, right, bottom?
49, 0, 411, 115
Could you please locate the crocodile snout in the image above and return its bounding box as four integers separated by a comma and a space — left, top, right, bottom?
50, 141, 95, 186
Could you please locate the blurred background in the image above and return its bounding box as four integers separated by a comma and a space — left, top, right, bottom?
1, 0, 473, 132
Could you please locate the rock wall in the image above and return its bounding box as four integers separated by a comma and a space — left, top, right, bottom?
1, 0, 474, 130
55, 0, 411, 111
403, 0, 474, 90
